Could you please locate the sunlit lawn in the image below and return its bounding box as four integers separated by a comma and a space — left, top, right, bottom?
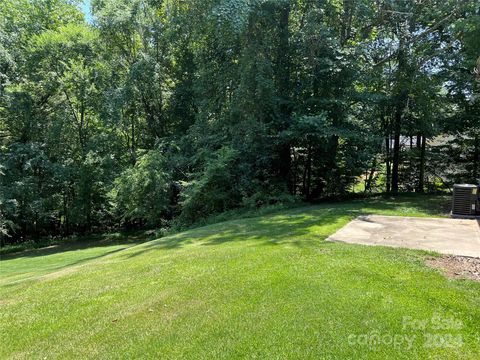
1, 195, 479, 359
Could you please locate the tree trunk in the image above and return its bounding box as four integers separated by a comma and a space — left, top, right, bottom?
131, 116, 136, 165
276, 3, 292, 190
34, 211, 39, 240
391, 108, 401, 193
302, 151, 308, 197
306, 145, 312, 200
473, 134, 479, 181
292, 151, 298, 195
366, 157, 377, 192
417, 135, 426, 193
391, 49, 409, 192
341, 0, 353, 45
385, 136, 391, 193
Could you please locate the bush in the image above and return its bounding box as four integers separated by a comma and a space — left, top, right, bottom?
110, 150, 171, 227
179, 147, 242, 224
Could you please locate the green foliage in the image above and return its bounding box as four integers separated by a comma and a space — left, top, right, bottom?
1, 0, 479, 243
111, 150, 171, 227
0, 143, 59, 238
179, 147, 242, 224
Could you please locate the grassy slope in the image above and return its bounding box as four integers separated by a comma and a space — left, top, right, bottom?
1, 195, 479, 359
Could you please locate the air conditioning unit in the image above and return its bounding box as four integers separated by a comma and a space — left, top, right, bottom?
452, 184, 479, 217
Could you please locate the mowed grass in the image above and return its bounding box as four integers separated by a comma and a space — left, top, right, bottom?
1, 195, 479, 359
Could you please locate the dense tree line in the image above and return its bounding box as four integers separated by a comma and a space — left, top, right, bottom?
1, 0, 479, 243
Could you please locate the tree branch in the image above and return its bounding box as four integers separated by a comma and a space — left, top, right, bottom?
374, 11, 460, 68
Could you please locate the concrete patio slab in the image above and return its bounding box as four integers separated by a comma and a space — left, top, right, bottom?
327, 215, 480, 258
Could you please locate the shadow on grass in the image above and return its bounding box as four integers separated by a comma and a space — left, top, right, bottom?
1, 195, 450, 262
0, 246, 130, 287
120, 194, 450, 259
0, 231, 153, 262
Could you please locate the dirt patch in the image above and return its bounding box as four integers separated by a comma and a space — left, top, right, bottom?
426, 256, 480, 281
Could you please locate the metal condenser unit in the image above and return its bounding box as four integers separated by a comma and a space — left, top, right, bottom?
452, 184, 479, 217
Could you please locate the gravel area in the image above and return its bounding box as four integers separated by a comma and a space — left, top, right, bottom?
426, 256, 480, 281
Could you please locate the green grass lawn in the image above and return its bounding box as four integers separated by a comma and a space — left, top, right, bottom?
1, 195, 479, 359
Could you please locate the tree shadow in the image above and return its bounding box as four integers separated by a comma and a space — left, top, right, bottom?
2, 195, 450, 263
1, 247, 129, 287
0, 231, 153, 261
121, 195, 450, 259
